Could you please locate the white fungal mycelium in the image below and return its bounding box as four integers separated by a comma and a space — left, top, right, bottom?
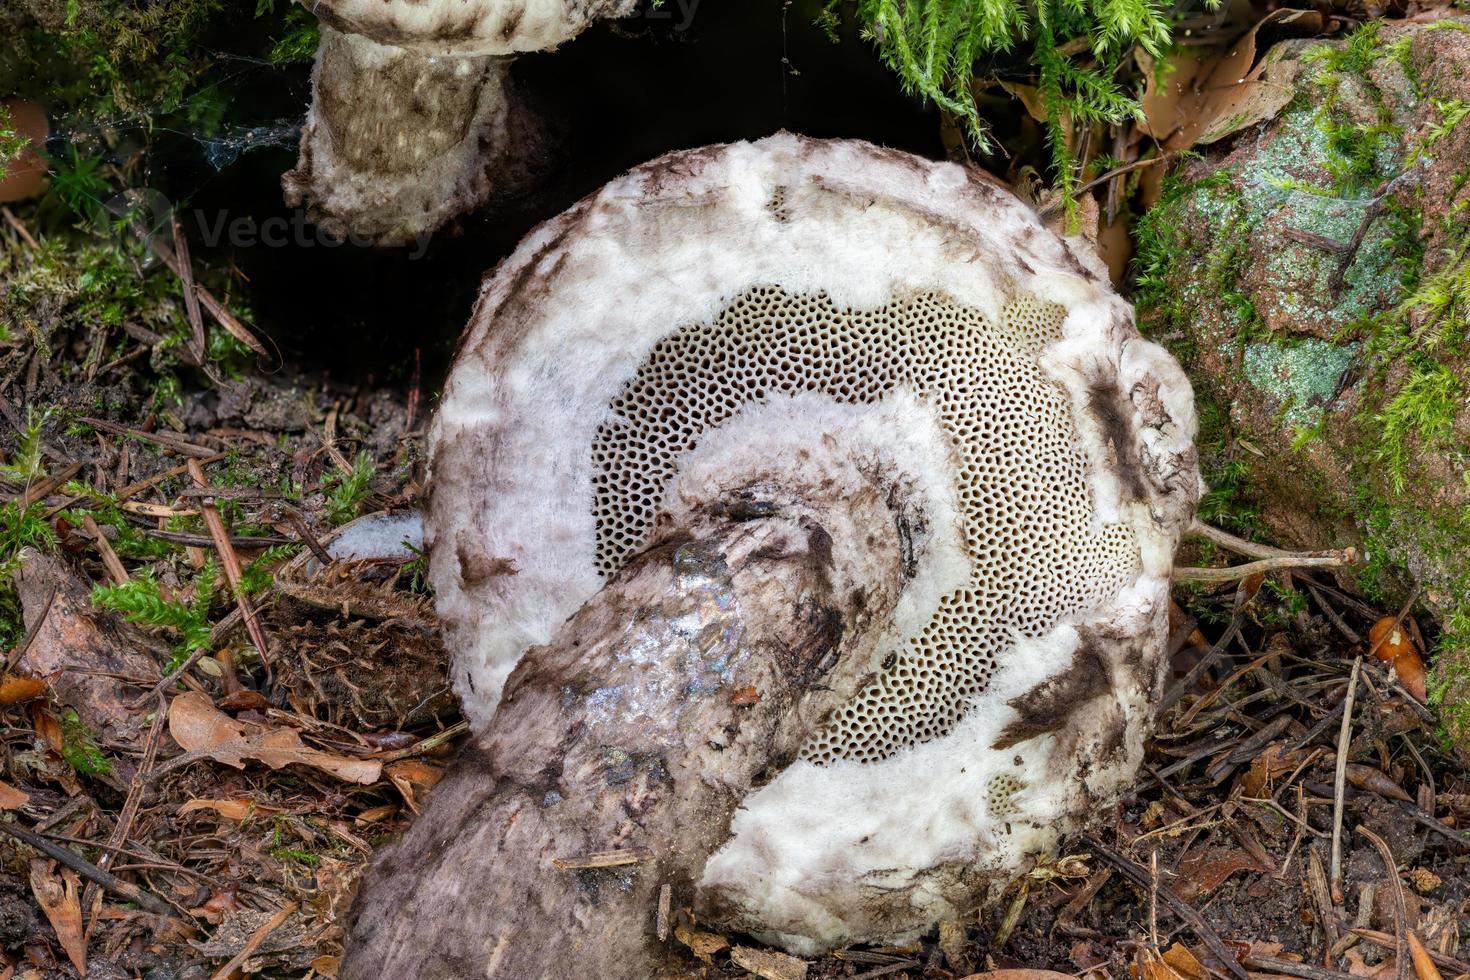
283, 0, 636, 244
427, 133, 1202, 951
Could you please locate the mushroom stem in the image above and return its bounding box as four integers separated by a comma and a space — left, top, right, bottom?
282, 27, 536, 245
343, 485, 909, 978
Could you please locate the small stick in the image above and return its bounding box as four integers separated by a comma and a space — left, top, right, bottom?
15, 460, 84, 509
1356, 825, 1407, 980
6, 583, 56, 671
129, 608, 243, 708
1083, 835, 1249, 980
2, 205, 39, 248
172, 216, 208, 366
655, 884, 671, 942
1039, 152, 1177, 212
1352, 929, 1469, 975
1188, 520, 1295, 559
81, 515, 129, 586
552, 848, 649, 870
848, 963, 922, 980
0, 821, 175, 916
148, 237, 269, 359
1329, 658, 1362, 902
206, 901, 298, 980
1307, 845, 1339, 964
1244, 953, 1362, 980
79, 418, 217, 458
1174, 548, 1357, 583
83, 696, 165, 938
375, 721, 468, 763
114, 452, 230, 501
188, 459, 273, 667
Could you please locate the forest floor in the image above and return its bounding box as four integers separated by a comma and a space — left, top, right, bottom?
0, 205, 1467, 980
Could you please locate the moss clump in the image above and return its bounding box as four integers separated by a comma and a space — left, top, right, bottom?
59, 709, 112, 777
832, 0, 1196, 212
0, 103, 28, 181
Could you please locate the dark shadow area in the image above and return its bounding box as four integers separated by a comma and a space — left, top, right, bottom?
172, 0, 944, 392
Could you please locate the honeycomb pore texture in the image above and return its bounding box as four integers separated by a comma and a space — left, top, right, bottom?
590, 286, 1140, 763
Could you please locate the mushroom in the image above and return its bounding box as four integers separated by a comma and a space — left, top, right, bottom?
282, 0, 635, 245
344, 133, 1201, 976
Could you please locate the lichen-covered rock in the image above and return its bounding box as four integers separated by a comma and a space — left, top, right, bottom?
1138, 16, 1470, 739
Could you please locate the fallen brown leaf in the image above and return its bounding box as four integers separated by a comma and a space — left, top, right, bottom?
962, 971, 1080, 980
1138, 8, 1325, 152
730, 945, 808, 980
0, 673, 46, 705
1407, 930, 1444, 980
674, 922, 729, 965
29, 860, 86, 976
1175, 847, 1270, 900
1162, 943, 1211, 980
15, 550, 161, 747
1345, 764, 1413, 803
385, 758, 445, 812
178, 798, 283, 822
168, 692, 381, 784
0, 779, 28, 810
1370, 616, 1428, 701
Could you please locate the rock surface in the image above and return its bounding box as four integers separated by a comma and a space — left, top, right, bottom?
1138, 16, 1470, 738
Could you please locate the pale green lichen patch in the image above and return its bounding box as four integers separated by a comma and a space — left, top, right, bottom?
1242, 339, 1359, 429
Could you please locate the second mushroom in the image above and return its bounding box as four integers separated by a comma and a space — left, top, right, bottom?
283, 0, 635, 244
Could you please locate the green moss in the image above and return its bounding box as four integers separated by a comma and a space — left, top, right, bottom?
1373, 364, 1465, 492
833, 0, 1193, 218
60, 709, 112, 777
0, 104, 26, 182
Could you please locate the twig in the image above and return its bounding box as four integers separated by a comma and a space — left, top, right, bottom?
5, 583, 56, 671
137, 526, 294, 549
83, 695, 165, 938
655, 883, 671, 942
114, 452, 230, 501
1083, 835, 1249, 980
188, 459, 272, 667
1352, 929, 1470, 975
1307, 845, 1340, 964
1329, 196, 1386, 299
376, 721, 469, 763
206, 901, 298, 980
129, 608, 243, 708
1356, 825, 1407, 980
149, 237, 270, 359
0, 820, 176, 916
1187, 519, 1292, 560
1330, 658, 1362, 901
1174, 548, 1357, 583
1039, 152, 1176, 212
15, 460, 84, 509
2, 205, 39, 248
79, 418, 218, 458
849, 963, 922, 980
1244, 953, 1362, 980
172, 215, 208, 366
81, 515, 129, 586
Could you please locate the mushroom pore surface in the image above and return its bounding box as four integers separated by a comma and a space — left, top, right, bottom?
592, 286, 1140, 763
427, 133, 1201, 951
